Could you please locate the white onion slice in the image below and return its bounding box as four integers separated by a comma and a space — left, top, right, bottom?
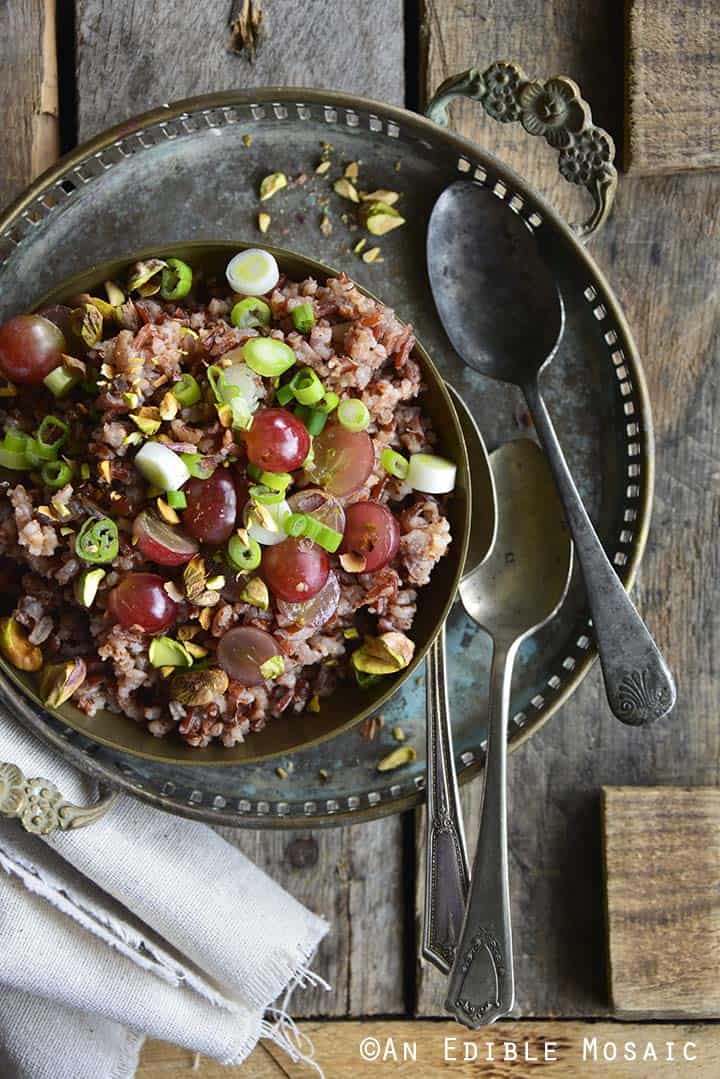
134, 442, 190, 491
243, 498, 291, 545
407, 453, 457, 494
226, 249, 279, 296
221, 359, 264, 407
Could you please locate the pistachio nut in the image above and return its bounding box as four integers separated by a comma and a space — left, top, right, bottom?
148, 637, 193, 669
70, 304, 104, 348
361, 189, 400, 206
258, 212, 271, 234
38, 658, 87, 708
333, 178, 360, 203
241, 577, 269, 610
127, 258, 167, 296
351, 631, 415, 675
377, 745, 417, 772
169, 668, 229, 706
104, 280, 126, 306
259, 172, 287, 201
363, 201, 406, 236
259, 654, 284, 680
0, 617, 43, 672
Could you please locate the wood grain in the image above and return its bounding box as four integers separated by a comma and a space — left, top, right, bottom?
74, 0, 405, 140
603, 787, 720, 1018
138, 1020, 720, 1077
418, 0, 720, 1019
625, 0, 720, 174
0, 0, 59, 208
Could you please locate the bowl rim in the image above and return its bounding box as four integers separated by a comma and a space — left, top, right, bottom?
5, 239, 471, 766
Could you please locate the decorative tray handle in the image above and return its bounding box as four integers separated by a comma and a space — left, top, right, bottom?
425, 61, 617, 242
0, 761, 118, 835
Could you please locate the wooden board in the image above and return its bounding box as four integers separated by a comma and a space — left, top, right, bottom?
603, 787, 720, 1018
138, 1020, 720, 1077
624, 0, 720, 174
74, 0, 405, 139
418, 0, 720, 1020
0, 0, 58, 208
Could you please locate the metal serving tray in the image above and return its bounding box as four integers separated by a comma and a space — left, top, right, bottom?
0, 72, 652, 828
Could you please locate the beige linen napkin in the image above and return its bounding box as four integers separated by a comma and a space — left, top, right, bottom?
0, 716, 329, 1078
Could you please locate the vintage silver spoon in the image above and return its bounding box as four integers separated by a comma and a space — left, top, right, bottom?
422, 383, 497, 975
428, 181, 676, 727
446, 438, 573, 1026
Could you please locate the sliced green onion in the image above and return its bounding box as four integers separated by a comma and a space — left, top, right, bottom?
249, 484, 284, 505
41, 460, 73, 489
160, 258, 193, 301
75, 517, 119, 564
241, 337, 296, 377
165, 489, 187, 509
291, 303, 316, 333
355, 669, 383, 689
4, 429, 30, 453
305, 408, 327, 436
231, 297, 271, 329
179, 453, 215, 480
227, 533, 262, 571
135, 442, 191, 490
337, 398, 370, 432
44, 365, 80, 398
247, 465, 291, 492
207, 365, 227, 403
172, 373, 201, 406
275, 383, 295, 406
314, 391, 340, 414
407, 452, 457, 494
36, 416, 69, 460
291, 368, 324, 406
282, 512, 342, 553
0, 444, 29, 470
381, 447, 409, 480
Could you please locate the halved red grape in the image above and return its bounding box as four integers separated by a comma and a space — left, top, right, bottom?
288, 487, 345, 535
244, 408, 310, 473
182, 469, 238, 545
217, 626, 280, 686
263, 537, 329, 603
107, 572, 177, 634
132, 510, 199, 567
306, 425, 374, 498
340, 500, 400, 573
0, 314, 65, 384
276, 571, 340, 636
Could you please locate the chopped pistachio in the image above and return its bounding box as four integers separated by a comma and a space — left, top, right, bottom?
148, 637, 193, 669
163, 580, 184, 604
184, 641, 208, 659
122, 391, 139, 409
251, 503, 280, 533
351, 631, 415, 675
242, 133, 253, 147
80, 463, 91, 480
98, 460, 113, 484
259, 172, 288, 201
39, 658, 87, 708
156, 497, 180, 525
361, 189, 400, 206
0, 379, 17, 398
259, 654, 284, 681
362, 246, 383, 264
258, 211, 271, 234
70, 304, 104, 347
344, 161, 359, 180
392, 726, 406, 743
205, 574, 226, 591
59, 526, 74, 537
216, 403, 233, 428
364, 201, 406, 236
74, 567, 105, 608
315, 160, 331, 175
193, 589, 222, 607
276, 766, 289, 780
320, 214, 332, 237
127, 258, 167, 296
177, 624, 200, 641
318, 768, 329, 782
343, 627, 360, 640
198, 607, 212, 631
84, 295, 116, 320
159, 391, 179, 421
377, 745, 417, 772
104, 280, 125, 306
160, 665, 175, 679
0, 617, 42, 672
333, 178, 360, 203
241, 577, 269, 610
130, 412, 161, 436
352, 238, 367, 255
109, 490, 122, 502
184, 555, 208, 600
307, 694, 321, 713
169, 668, 228, 706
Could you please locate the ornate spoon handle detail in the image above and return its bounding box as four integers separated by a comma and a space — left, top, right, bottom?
0, 761, 119, 835
423, 623, 470, 974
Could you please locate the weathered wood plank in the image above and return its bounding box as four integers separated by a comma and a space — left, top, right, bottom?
604, 787, 720, 1018
75, 0, 405, 140
0, 0, 58, 208
418, 0, 720, 1018
216, 819, 406, 1017
624, 0, 720, 174
139, 1020, 720, 1077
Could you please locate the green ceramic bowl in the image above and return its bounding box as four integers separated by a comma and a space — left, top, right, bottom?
2, 241, 470, 765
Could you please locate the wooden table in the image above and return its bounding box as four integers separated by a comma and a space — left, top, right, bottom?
2, 0, 718, 1072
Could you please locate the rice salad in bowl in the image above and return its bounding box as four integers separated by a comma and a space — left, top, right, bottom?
0, 248, 458, 750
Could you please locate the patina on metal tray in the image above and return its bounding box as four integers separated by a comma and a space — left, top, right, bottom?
0, 81, 652, 828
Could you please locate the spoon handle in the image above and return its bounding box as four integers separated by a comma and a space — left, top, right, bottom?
523, 377, 676, 725
423, 623, 470, 974
445, 638, 516, 1027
